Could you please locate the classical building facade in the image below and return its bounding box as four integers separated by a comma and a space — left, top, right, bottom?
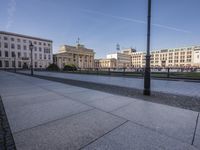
53, 44, 95, 69
95, 46, 200, 68
106, 52, 131, 68
0, 31, 53, 69
131, 46, 200, 68
94, 58, 117, 68
95, 48, 134, 68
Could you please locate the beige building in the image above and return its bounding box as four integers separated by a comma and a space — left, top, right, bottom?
53, 44, 95, 69
95, 46, 200, 69
94, 58, 117, 68
0, 31, 53, 69
131, 46, 200, 68
106, 52, 131, 68
95, 48, 134, 68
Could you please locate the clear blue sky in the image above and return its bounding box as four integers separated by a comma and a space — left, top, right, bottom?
0, 0, 200, 58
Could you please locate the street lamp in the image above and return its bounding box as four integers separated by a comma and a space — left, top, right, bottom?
14, 53, 16, 73
143, 0, 152, 96
29, 42, 34, 76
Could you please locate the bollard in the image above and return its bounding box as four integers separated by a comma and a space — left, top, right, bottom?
167, 68, 170, 78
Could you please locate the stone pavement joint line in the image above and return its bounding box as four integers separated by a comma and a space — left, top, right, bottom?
13, 108, 95, 135
78, 120, 129, 150
192, 112, 200, 145
23, 72, 200, 112
0, 71, 200, 150
0, 96, 17, 150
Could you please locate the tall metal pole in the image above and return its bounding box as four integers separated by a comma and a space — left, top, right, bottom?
30, 42, 34, 76
14, 53, 16, 73
31, 48, 33, 75
143, 0, 151, 95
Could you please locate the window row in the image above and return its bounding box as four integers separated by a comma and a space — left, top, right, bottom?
0, 42, 51, 52
0, 36, 51, 46
0, 60, 49, 68
0, 51, 51, 60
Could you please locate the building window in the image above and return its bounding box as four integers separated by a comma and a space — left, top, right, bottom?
11, 51, 15, 57
39, 47, 42, 52
11, 37, 15, 41
24, 45, 27, 50
39, 42, 41, 45
35, 62, 37, 68
43, 43, 46, 46
0, 60, 2, 67
35, 53, 37, 59
17, 39, 21, 42
5, 61, 9, 67
11, 43, 15, 49
18, 61, 21, 68
44, 54, 46, 59
5, 51, 8, 57
4, 37, 8, 40
18, 52, 21, 58
24, 52, 27, 57
12, 61, 15, 67
48, 55, 51, 60
23, 39, 26, 43
34, 41, 37, 45
0, 51, 1, 57
39, 54, 42, 59
4, 43, 8, 48
17, 45, 21, 50
34, 47, 37, 51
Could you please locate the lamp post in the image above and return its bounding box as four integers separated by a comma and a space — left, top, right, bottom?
14, 53, 16, 73
144, 0, 152, 96
29, 42, 34, 76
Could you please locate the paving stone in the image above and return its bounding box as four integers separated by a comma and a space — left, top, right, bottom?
194, 116, 200, 149
7, 98, 92, 133
0, 86, 47, 97
66, 89, 114, 103
112, 100, 198, 144
3, 92, 66, 109
32, 71, 200, 97
50, 86, 90, 96
13, 109, 126, 150
87, 95, 135, 112
83, 122, 198, 150
194, 134, 200, 149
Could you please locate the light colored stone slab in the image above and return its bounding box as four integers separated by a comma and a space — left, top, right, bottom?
112, 101, 198, 144
3, 92, 65, 109
194, 116, 200, 149
33, 71, 200, 97
66, 89, 114, 104
87, 95, 135, 112
14, 109, 126, 150
7, 98, 92, 133
83, 122, 198, 150
0, 87, 48, 97
194, 134, 200, 149
51, 86, 90, 95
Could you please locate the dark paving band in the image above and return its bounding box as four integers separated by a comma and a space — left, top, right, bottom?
17, 72, 200, 112
0, 96, 17, 150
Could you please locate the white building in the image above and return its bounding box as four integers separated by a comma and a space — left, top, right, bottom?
131, 46, 200, 68
53, 44, 95, 69
0, 31, 53, 69
107, 52, 131, 68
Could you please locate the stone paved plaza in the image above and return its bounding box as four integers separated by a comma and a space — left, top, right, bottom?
21, 70, 200, 98
0, 71, 200, 150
